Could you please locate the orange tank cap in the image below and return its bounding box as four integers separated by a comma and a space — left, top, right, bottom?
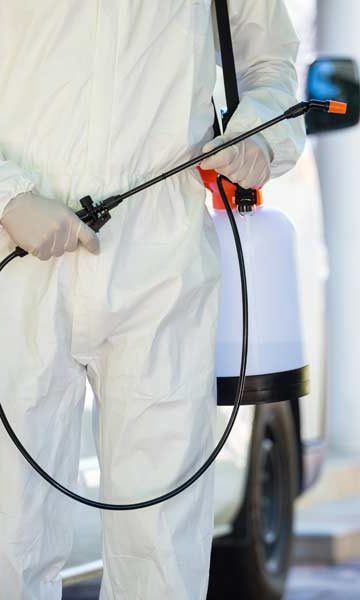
328, 101, 347, 115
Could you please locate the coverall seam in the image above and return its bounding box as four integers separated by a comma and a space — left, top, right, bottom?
84, 0, 102, 172
187, 6, 198, 146
104, 7, 121, 186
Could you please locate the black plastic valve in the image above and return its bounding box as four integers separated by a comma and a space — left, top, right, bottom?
78, 195, 111, 232
234, 185, 257, 213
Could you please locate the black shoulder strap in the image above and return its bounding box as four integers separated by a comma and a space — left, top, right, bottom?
214, 0, 239, 129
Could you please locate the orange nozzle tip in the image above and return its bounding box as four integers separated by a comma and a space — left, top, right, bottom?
328, 100, 347, 115
255, 189, 263, 206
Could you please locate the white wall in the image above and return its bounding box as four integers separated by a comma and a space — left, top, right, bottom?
316, 0, 360, 453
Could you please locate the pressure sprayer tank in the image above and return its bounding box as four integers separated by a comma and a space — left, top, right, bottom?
200, 169, 310, 406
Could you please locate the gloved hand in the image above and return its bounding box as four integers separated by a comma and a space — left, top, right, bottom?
200, 134, 272, 190
0, 191, 99, 260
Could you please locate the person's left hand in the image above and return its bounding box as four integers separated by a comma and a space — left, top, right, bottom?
200, 134, 272, 189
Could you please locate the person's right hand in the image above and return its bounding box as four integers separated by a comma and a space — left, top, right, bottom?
0, 191, 99, 260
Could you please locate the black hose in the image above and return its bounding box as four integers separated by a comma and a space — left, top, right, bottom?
0, 175, 248, 510
0, 100, 338, 509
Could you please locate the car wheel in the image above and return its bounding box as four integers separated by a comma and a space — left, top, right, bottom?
207, 401, 299, 600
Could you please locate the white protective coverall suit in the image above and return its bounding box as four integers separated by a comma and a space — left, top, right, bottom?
0, 1, 304, 599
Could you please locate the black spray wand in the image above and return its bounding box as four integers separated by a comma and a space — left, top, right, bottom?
75, 99, 346, 229
0, 99, 347, 268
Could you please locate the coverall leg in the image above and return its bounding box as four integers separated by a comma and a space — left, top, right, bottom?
84, 173, 221, 600
0, 240, 87, 600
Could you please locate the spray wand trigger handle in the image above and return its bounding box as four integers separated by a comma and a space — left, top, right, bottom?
8, 197, 111, 263
78, 195, 111, 232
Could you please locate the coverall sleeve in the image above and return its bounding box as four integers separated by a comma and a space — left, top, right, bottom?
212, 0, 306, 177
0, 149, 36, 221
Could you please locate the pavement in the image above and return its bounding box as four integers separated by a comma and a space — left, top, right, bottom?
294, 496, 360, 564
63, 561, 360, 599
285, 561, 360, 600
293, 453, 360, 565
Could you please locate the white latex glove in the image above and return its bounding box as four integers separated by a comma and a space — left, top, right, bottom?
200, 134, 272, 189
0, 191, 99, 260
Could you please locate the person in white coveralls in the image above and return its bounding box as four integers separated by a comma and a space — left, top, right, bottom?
0, 1, 304, 598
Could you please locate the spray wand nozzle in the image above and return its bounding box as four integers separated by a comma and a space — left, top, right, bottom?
283, 99, 347, 119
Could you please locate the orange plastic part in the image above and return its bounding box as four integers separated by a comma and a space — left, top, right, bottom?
256, 189, 263, 206
328, 100, 347, 115
198, 167, 237, 209
197, 166, 262, 210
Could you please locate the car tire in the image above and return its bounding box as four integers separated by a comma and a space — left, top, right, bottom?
207, 401, 299, 600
